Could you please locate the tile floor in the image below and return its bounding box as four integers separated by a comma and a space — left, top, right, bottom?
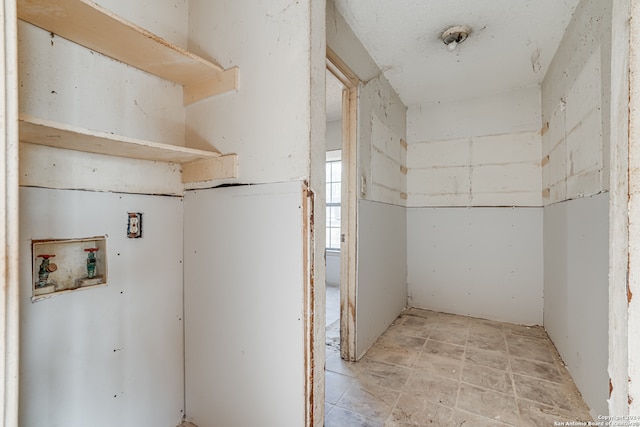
325, 307, 593, 426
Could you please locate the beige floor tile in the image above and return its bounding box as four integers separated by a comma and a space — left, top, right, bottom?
387, 393, 453, 426
324, 308, 591, 427
457, 383, 520, 425
462, 362, 514, 394
326, 371, 355, 405
428, 324, 468, 346
513, 374, 585, 412
506, 334, 557, 363
394, 315, 433, 338
467, 321, 506, 337
379, 333, 427, 351
465, 347, 509, 371
467, 333, 508, 352
383, 317, 409, 335
403, 370, 458, 407
358, 359, 412, 390
451, 409, 515, 427
325, 406, 385, 427
510, 356, 562, 383
517, 398, 592, 426
413, 352, 463, 380
366, 345, 420, 368
423, 339, 465, 360
336, 380, 399, 421
504, 323, 548, 339
326, 350, 365, 377
366, 335, 424, 367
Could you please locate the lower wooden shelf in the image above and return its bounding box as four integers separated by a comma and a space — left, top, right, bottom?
19, 114, 237, 183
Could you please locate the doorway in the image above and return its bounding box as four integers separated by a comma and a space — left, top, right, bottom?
326, 50, 359, 361
325, 70, 344, 355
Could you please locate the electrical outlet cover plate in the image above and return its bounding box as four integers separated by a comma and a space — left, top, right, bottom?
127, 213, 142, 238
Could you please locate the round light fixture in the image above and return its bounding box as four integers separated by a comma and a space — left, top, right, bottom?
441, 25, 471, 52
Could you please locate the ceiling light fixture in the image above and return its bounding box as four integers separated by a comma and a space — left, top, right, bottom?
441, 25, 471, 52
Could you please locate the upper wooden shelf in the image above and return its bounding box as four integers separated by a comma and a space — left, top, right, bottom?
19, 115, 238, 183
17, 0, 238, 105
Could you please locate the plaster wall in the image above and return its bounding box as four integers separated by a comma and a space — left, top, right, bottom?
183, 182, 306, 427
541, 0, 611, 205
19, 187, 184, 426
407, 86, 542, 207
327, 0, 408, 357
540, 0, 612, 417
185, 0, 314, 187
17, 0, 187, 195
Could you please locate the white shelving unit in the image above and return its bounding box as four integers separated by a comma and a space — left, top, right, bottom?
17, 0, 239, 183
19, 115, 238, 183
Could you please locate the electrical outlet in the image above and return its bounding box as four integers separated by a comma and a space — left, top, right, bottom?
127, 213, 142, 238
360, 175, 367, 196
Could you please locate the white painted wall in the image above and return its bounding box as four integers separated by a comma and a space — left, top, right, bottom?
185, 0, 314, 187
326, 120, 342, 151
18, 2, 190, 425
183, 182, 306, 427
407, 207, 543, 325
539, 0, 612, 417
327, 0, 409, 358
406, 86, 544, 326
356, 200, 408, 358
608, 0, 631, 415
544, 193, 609, 417
19, 187, 185, 426
326, 250, 340, 285
183, 2, 323, 425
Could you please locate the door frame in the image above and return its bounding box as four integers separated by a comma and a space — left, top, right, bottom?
1, 0, 20, 425
326, 48, 359, 361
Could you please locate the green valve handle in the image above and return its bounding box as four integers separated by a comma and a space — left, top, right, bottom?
84, 248, 99, 279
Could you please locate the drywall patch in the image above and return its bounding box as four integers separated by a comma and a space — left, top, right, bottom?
407, 206, 543, 325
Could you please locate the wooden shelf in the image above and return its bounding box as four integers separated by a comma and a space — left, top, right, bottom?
17, 0, 238, 105
19, 115, 238, 183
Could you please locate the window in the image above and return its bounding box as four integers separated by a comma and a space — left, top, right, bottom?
326, 153, 341, 251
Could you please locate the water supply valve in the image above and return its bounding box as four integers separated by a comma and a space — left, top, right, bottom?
36, 254, 57, 288
84, 248, 99, 279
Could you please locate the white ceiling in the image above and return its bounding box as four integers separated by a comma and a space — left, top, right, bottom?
332, 0, 580, 107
